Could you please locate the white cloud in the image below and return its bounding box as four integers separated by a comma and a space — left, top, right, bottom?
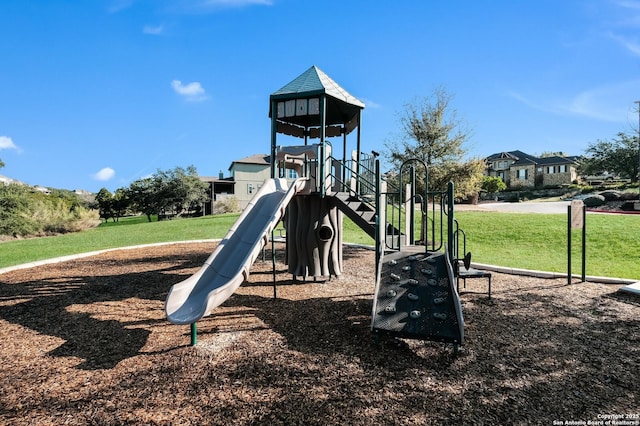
509, 79, 640, 123
607, 32, 640, 55
93, 167, 116, 181
200, 0, 273, 7
0, 136, 20, 151
143, 24, 164, 35
108, 0, 134, 13
612, 0, 640, 11
171, 79, 209, 102
359, 98, 381, 109
172, 0, 273, 13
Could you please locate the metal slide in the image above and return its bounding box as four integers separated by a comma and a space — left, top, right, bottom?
165, 178, 308, 325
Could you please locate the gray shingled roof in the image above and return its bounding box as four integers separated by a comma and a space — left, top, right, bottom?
269, 66, 364, 129
271, 65, 365, 108
228, 154, 271, 171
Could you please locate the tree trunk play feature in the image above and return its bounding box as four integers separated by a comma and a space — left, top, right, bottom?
285, 195, 343, 279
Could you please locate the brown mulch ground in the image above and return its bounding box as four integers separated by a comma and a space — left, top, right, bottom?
0, 242, 638, 425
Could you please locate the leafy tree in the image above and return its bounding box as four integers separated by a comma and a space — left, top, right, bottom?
150, 165, 208, 217
0, 184, 37, 236
384, 87, 484, 198
579, 132, 639, 179
481, 176, 507, 194
125, 165, 208, 221
95, 188, 114, 222
0, 158, 4, 168
112, 188, 130, 221
127, 177, 162, 222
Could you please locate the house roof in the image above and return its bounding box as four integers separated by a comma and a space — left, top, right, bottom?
269, 65, 364, 131
228, 154, 271, 171
487, 150, 578, 166
199, 176, 235, 184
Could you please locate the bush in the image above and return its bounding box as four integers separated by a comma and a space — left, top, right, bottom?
583, 194, 606, 207
213, 196, 240, 214
0, 184, 101, 237
0, 185, 38, 237
599, 190, 621, 201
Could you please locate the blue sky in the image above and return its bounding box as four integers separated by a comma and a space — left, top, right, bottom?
1, 0, 639, 192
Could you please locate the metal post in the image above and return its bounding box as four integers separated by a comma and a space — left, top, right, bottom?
190, 323, 197, 346
272, 229, 277, 299
374, 159, 381, 276
270, 100, 277, 179
636, 101, 640, 202
447, 181, 455, 265
582, 205, 586, 282
567, 205, 572, 285
409, 165, 416, 245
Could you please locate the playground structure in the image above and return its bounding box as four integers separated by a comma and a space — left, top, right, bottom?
165, 66, 467, 351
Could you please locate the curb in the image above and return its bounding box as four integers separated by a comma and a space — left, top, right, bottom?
1, 240, 638, 288
0, 240, 221, 276
470, 262, 638, 285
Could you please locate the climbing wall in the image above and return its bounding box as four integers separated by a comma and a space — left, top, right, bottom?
371, 249, 464, 346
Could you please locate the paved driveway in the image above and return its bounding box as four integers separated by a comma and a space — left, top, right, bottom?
457, 201, 570, 214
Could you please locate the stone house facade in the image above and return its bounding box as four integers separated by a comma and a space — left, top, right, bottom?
486, 150, 579, 189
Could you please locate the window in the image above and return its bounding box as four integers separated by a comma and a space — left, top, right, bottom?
287, 169, 298, 179
547, 166, 555, 174
559, 165, 567, 173
517, 169, 528, 180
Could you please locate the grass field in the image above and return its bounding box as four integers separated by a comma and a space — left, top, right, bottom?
0, 209, 638, 280
455, 211, 640, 280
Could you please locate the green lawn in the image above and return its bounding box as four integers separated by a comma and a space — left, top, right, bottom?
454, 211, 640, 280
0, 210, 638, 280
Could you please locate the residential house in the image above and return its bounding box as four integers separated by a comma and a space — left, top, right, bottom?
199, 172, 235, 215
486, 150, 579, 189
228, 154, 272, 208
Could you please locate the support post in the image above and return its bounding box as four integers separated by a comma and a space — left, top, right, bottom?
409, 165, 416, 244
569, 200, 586, 283
272, 229, 277, 299
374, 159, 381, 277
190, 323, 197, 346
581, 204, 586, 282
270, 100, 277, 179
567, 204, 572, 285
447, 181, 455, 265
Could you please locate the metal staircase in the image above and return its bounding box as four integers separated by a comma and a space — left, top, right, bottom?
326, 152, 403, 249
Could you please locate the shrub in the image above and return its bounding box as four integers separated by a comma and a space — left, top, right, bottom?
213, 196, 240, 214
0, 184, 101, 237
0, 185, 38, 237
599, 190, 622, 201
583, 194, 606, 207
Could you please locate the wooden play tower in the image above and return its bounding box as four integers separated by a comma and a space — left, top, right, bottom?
268, 65, 368, 280
268, 66, 465, 352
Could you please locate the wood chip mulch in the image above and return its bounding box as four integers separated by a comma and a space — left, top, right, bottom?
0, 242, 638, 425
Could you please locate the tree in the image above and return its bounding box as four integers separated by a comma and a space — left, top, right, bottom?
579, 132, 639, 179
0, 184, 37, 236
128, 177, 161, 222
481, 176, 507, 195
112, 188, 130, 221
126, 165, 208, 221
156, 166, 209, 217
95, 188, 114, 222
384, 87, 485, 198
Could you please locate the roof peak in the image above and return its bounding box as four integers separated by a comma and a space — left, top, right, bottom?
271, 65, 364, 108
